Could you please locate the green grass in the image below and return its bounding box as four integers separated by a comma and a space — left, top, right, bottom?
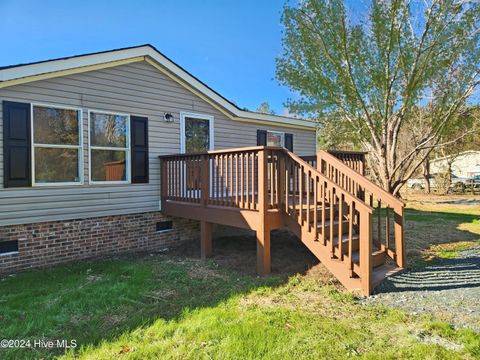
1, 203, 479, 359
0, 254, 478, 359
402, 206, 480, 268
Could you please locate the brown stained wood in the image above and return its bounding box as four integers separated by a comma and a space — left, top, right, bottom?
229, 154, 233, 205
235, 154, 239, 206
252, 152, 256, 210
160, 159, 167, 210
360, 211, 373, 295
200, 221, 213, 259
246, 153, 250, 209
377, 199, 382, 250
306, 171, 311, 231
256, 228, 271, 276
313, 176, 318, 238
240, 153, 245, 209
329, 190, 334, 253
338, 193, 344, 260
348, 203, 354, 272
299, 166, 304, 225
160, 146, 403, 296
386, 206, 390, 250
201, 155, 209, 206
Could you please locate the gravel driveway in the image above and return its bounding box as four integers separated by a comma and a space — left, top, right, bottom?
363, 246, 480, 332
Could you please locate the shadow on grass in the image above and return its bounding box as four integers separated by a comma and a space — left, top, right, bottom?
380, 252, 480, 292
376, 208, 480, 293
0, 230, 319, 360
404, 208, 479, 264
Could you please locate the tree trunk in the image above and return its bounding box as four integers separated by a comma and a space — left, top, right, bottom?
423, 158, 431, 193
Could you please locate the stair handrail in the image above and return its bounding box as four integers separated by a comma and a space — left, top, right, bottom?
318, 150, 405, 269
318, 150, 405, 211
284, 149, 375, 295
285, 150, 374, 213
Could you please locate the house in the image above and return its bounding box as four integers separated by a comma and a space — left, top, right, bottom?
0, 45, 316, 273
0, 45, 406, 296
430, 150, 480, 178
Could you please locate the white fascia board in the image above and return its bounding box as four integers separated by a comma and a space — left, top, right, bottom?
0, 45, 316, 129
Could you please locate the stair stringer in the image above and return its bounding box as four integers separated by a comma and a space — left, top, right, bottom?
283, 214, 364, 293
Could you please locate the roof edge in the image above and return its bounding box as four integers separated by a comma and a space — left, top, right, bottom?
0, 44, 316, 129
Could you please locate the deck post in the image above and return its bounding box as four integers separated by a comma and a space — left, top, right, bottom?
200, 221, 213, 259
394, 206, 406, 268
160, 159, 167, 211
359, 209, 373, 296
256, 228, 271, 275
256, 149, 271, 275
201, 154, 210, 206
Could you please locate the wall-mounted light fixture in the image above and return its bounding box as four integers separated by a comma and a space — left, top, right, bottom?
163, 113, 174, 122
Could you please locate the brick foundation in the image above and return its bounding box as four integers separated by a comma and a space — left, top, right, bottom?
0, 212, 199, 274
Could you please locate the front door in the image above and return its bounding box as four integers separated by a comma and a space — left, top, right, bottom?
180, 112, 214, 153
180, 113, 214, 197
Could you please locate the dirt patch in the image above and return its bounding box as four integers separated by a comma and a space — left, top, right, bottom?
169, 229, 320, 278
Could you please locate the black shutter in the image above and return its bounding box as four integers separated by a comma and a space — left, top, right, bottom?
285, 133, 293, 152
130, 116, 149, 183
3, 101, 31, 187
257, 129, 267, 146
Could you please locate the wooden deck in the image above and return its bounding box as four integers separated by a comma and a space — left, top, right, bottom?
159, 147, 405, 296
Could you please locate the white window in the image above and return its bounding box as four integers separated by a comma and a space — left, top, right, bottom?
89, 110, 130, 183
31, 104, 83, 185
267, 131, 285, 147
180, 112, 214, 153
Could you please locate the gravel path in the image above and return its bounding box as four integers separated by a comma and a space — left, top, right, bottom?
362, 246, 480, 332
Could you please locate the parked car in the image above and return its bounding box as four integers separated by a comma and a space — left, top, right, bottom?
406, 175, 435, 190
406, 174, 467, 190
465, 175, 480, 184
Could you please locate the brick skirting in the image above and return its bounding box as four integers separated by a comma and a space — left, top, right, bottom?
0, 212, 199, 274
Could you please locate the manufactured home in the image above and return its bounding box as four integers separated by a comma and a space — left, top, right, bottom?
0, 45, 405, 295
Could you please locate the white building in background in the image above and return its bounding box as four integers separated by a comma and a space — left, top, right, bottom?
430, 150, 480, 178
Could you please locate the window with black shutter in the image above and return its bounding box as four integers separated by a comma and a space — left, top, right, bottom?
257, 129, 293, 151
285, 133, 293, 152
3, 101, 31, 187
130, 116, 149, 183
257, 129, 267, 146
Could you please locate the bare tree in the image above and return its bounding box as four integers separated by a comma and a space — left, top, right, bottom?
276, 0, 480, 194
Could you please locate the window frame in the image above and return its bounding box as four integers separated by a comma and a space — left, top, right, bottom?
180, 112, 214, 153
266, 130, 285, 148
30, 102, 84, 187
88, 109, 131, 185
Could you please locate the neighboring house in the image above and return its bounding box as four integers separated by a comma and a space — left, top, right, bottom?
0, 44, 317, 273
430, 151, 480, 178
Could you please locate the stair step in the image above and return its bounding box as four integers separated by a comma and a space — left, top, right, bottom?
318, 219, 351, 236
330, 234, 360, 258
372, 264, 404, 289
351, 249, 387, 276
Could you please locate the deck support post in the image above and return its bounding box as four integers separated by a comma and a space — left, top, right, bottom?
256, 228, 271, 276
394, 207, 405, 268
200, 221, 213, 259
256, 148, 271, 276
359, 211, 373, 296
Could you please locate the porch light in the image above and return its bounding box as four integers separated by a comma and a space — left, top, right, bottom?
164, 113, 174, 122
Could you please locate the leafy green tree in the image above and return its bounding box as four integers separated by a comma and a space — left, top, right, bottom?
276, 0, 480, 194
256, 102, 276, 115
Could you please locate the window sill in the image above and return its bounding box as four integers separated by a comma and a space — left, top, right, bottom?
0, 251, 19, 257
156, 229, 174, 234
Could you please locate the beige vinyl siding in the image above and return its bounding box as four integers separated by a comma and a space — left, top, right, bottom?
0, 61, 316, 226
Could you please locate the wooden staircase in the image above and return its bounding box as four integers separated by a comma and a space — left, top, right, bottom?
159, 147, 405, 296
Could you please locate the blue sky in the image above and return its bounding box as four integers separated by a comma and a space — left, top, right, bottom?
0, 0, 294, 115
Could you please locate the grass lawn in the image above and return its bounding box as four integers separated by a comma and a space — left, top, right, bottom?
0, 198, 479, 359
